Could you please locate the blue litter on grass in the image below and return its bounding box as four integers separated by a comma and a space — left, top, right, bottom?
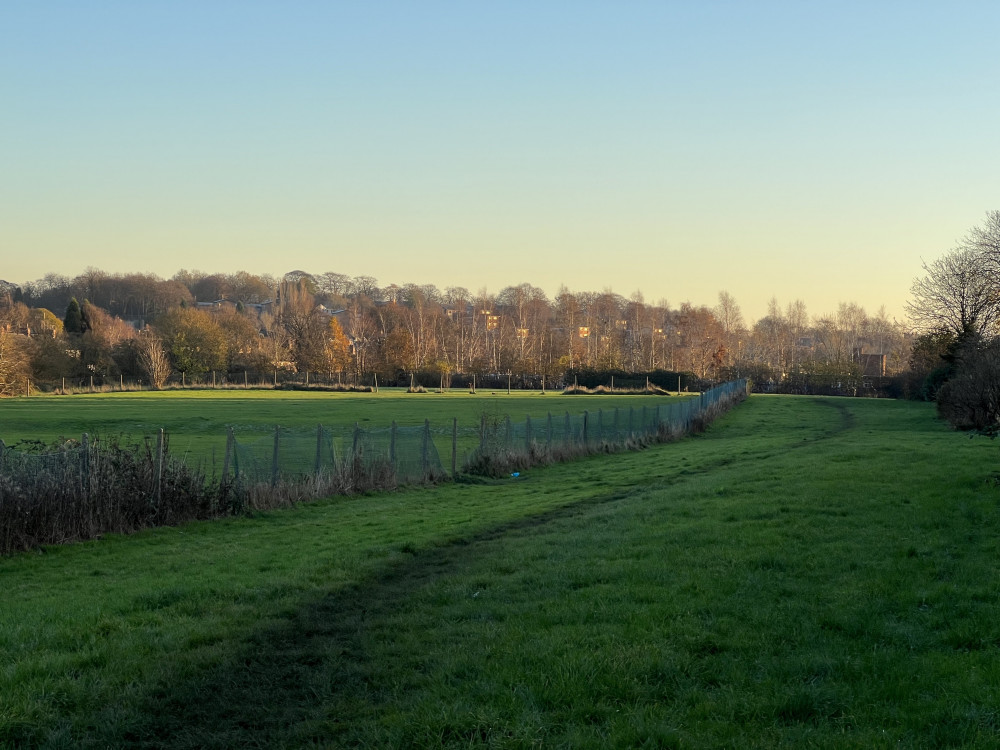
510, 472, 520, 478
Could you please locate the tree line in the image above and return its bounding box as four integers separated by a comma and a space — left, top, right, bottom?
0, 267, 911, 397
906, 211, 1000, 429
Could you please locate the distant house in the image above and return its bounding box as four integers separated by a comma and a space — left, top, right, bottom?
195, 299, 276, 318
854, 349, 887, 377
195, 299, 238, 312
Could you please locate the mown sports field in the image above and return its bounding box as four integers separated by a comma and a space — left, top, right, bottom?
2, 394, 999, 748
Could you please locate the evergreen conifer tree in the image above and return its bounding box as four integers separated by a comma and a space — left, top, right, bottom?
63, 298, 83, 334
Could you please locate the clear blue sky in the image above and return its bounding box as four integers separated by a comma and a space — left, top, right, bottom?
2, 1, 998, 323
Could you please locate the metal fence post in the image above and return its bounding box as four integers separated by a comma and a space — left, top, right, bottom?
422, 419, 430, 477
390, 420, 397, 466
583, 411, 589, 446
451, 417, 458, 476
525, 415, 532, 451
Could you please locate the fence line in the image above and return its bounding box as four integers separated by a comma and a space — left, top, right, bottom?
0, 381, 748, 553
213, 379, 749, 483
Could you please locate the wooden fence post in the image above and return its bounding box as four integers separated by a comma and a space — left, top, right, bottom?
154, 429, 164, 509
390, 420, 397, 465
222, 427, 234, 485
271, 425, 280, 486
81, 433, 90, 497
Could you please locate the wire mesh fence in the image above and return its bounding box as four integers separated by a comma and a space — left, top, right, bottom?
0, 380, 748, 553
229, 422, 447, 486
224, 379, 749, 482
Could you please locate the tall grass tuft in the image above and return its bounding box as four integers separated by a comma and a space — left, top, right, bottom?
0, 434, 407, 555
0, 435, 228, 554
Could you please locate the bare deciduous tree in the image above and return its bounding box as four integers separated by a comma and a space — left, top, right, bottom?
906, 247, 999, 337
135, 332, 172, 390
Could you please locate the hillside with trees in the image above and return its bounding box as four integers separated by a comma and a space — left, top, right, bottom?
0, 266, 912, 397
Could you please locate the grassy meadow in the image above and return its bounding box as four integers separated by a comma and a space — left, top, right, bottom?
2, 395, 1000, 747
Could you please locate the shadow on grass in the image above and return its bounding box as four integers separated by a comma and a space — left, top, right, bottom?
93, 397, 856, 748
101, 488, 639, 749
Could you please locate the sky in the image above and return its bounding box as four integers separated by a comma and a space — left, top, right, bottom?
2, 1, 999, 324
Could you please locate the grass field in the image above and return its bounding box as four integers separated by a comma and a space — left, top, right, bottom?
0, 388, 679, 466
2, 395, 999, 747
